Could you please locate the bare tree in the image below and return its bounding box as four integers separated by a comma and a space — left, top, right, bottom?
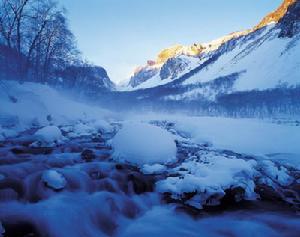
0, 0, 30, 51
0, 0, 80, 83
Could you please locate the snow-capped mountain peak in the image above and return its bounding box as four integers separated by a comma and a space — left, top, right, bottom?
123, 0, 299, 92
255, 0, 296, 30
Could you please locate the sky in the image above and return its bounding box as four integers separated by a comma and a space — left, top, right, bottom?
59, 0, 282, 84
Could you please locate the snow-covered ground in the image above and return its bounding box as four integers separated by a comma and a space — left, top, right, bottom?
127, 113, 300, 168
0, 81, 299, 236
0, 80, 114, 137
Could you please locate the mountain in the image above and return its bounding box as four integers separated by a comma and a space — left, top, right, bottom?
123, 0, 299, 94
60, 65, 116, 94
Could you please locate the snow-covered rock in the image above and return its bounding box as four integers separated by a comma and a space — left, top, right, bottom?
63, 120, 112, 138
33, 126, 64, 147
160, 57, 190, 80
0, 122, 19, 140
157, 154, 258, 209
112, 122, 177, 165
92, 120, 112, 132
72, 123, 95, 137
128, 65, 160, 88
42, 170, 67, 190
141, 164, 167, 174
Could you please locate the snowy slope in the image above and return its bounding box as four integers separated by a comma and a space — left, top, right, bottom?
123, 55, 201, 91
0, 80, 114, 138
182, 25, 300, 91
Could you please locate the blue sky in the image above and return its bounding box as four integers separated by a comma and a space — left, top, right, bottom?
59, 0, 282, 83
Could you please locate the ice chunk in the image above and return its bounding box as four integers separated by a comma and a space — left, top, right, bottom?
112, 122, 177, 165
260, 160, 293, 186
42, 170, 67, 190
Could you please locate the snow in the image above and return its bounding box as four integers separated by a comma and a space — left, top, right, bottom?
126, 114, 300, 169
0, 81, 299, 235
120, 24, 300, 92
122, 55, 201, 91
92, 119, 111, 132
141, 164, 166, 174
60, 120, 112, 139
157, 154, 258, 208
42, 170, 67, 190
265, 153, 300, 169
33, 126, 64, 147
69, 123, 96, 138
174, 116, 300, 156
0, 80, 113, 138
112, 122, 177, 165
183, 26, 300, 91
260, 160, 293, 186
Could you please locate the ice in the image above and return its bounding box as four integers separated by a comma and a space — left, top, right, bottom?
33, 126, 64, 147
260, 160, 293, 186
112, 122, 177, 165
41, 170, 67, 190
265, 153, 300, 170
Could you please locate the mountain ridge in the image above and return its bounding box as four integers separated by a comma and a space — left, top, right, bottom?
124, 0, 299, 91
